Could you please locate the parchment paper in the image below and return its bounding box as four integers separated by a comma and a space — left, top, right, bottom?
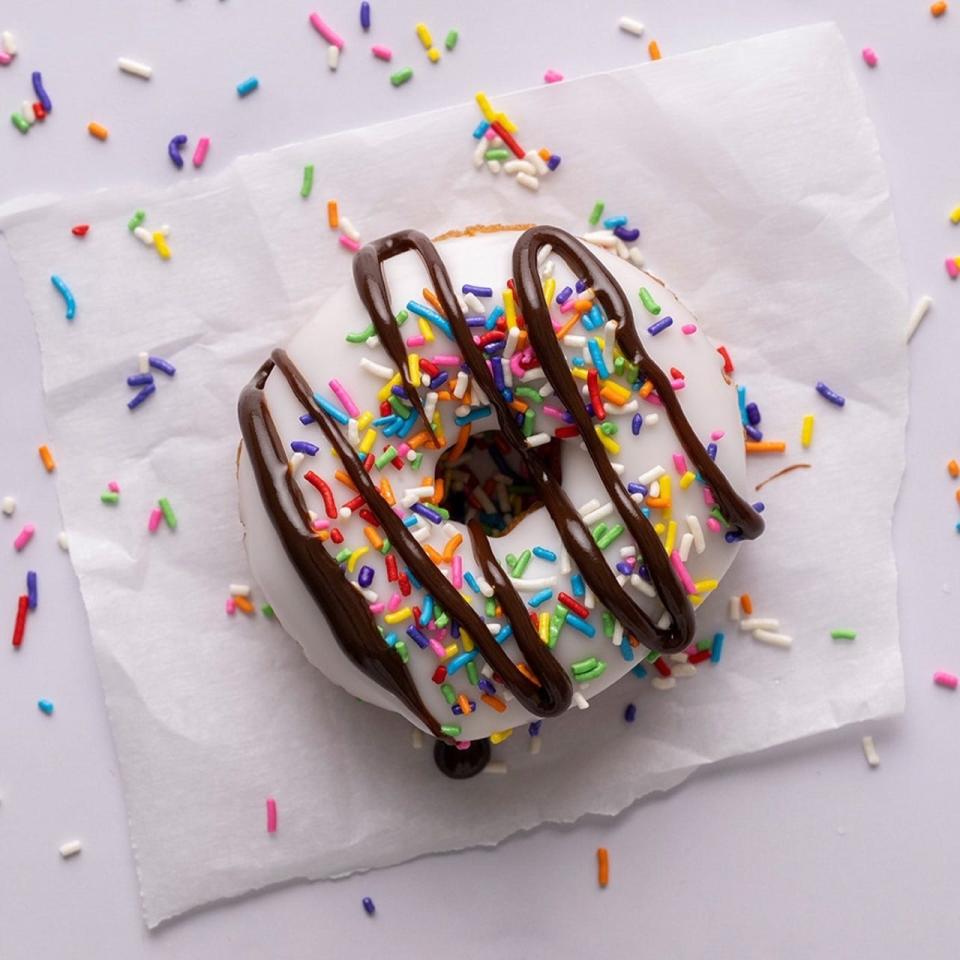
0, 23, 907, 928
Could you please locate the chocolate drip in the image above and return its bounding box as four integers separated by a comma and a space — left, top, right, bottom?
238, 360, 443, 738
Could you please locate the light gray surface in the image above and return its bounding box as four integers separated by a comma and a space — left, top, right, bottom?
0, 1, 956, 957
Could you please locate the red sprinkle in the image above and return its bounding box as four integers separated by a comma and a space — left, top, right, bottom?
554, 426, 580, 439
71, 224, 90, 237
557, 592, 590, 619
343, 494, 365, 512
329, 527, 344, 544
669, 366, 684, 381
358, 507, 380, 527
432, 665, 447, 684
587, 369, 606, 421
688, 649, 712, 664
716, 345, 734, 374
652, 657, 672, 677
385, 554, 399, 581
304, 470, 338, 518
33, 102, 46, 121
490, 121, 526, 159
398, 573, 412, 596
12, 595, 28, 648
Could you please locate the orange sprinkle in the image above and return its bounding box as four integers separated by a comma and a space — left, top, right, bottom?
424, 544, 443, 565
555, 312, 583, 341
644, 496, 669, 509
955, 489, 960, 506
422, 287, 445, 317
516, 662, 541, 686
448, 424, 472, 463
317, 530, 330, 542
38, 445, 56, 473
949, 459, 959, 478
234, 595, 255, 615
481, 693, 507, 713
442, 534, 463, 560
537, 147, 551, 162
745, 441, 786, 454
648, 40, 661, 60
573, 298, 593, 313
379, 477, 396, 505
931, 0, 948, 15
597, 847, 609, 888
408, 431, 432, 450
363, 526, 383, 550
327, 200, 339, 228
434, 477, 445, 503
509, 399, 529, 415
334, 469, 357, 490
457, 693, 473, 715
741, 593, 753, 615
639, 381, 655, 399
87, 121, 109, 141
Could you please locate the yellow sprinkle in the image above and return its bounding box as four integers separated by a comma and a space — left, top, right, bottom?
377, 373, 401, 402
659, 474, 672, 506
490, 728, 514, 745
679, 470, 696, 490
356, 410, 373, 431
543, 277, 556, 306
595, 426, 620, 455
415, 22, 433, 49
359, 429, 377, 454
347, 546, 369, 573
600, 382, 630, 405
418, 315, 435, 343
950, 205, 960, 225
691, 595, 703, 608
504, 289, 517, 329
384, 608, 412, 624
461, 630, 474, 652
427, 46, 441, 62
538, 612, 550, 643
444, 643, 458, 659
153, 232, 171, 260
694, 579, 719, 594
654, 522, 666, 536
408, 353, 420, 386
664, 520, 677, 555
475, 91, 496, 121
494, 111, 518, 133
572, 367, 588, 381
801, 414, 814, 449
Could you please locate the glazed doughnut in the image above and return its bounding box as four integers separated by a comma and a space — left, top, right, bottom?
237, 225, 763, 770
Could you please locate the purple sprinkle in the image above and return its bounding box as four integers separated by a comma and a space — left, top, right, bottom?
647, 316, 673, 336
491, 357, 505, 391
430, 371, 449, 389
406, 625, 430, 649
528, 720, 543, 737
816, 381, 846, 407
478, 677, 496, 695
706, 442, 717, 460
462, 284, 493, 298
744, 424, 763, 442
357, 565, 375, 588
615, 560, 633, 576
168, 134, 188, 169
483, 341, 503, 356
465, 317, 487, 327
724, 531, 742, 543
452, 700, 477, 716
32, 71, 51, 112
745, 402, 761, 426
631, 413, 643, 436
626, 482, 647, 495
26, 570, 38, 610
411, 502, 442, 524
546, 154, 561, 171
624, 703, 637, 723
299, 413, 315, 425
450, 620, 460, 638
127, 372, 154, 387
359, 1, 371, 31
362, 896, 375, 916
753, 501, 765, 513
614, 226, 640, 242
290, 440, 319, 456
149, 356, 176, 376
555, 286, 573, 305
127, 383, 156, 409
391, 385, 409, 399
575, 278, 590, 293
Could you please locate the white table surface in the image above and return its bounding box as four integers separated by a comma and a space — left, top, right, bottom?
1, 1, 958, 956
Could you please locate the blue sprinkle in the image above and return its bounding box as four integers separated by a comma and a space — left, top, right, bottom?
471, 122, 490, 140
447, 650, 477, 674
485, 305, 504, 331
631, 413, 643, 436
706, 442, 718, 461
127, 383, 156, 410
570, 573, 585, 597
546, 154, 561, 171
50, 275, 76, 320
359, 1, 371, 30
406, 625, 430, 649
464, 571, 481, 593
724, 531, 742, 543
313, 393, 350, 425
631, 664, 648, 679
532, 546, 557, 561
406, 300, 452, 337
454, 405, 492, 427
624, 703, 637, 722
647, 316, 673, 336
615, 561, 633, 576
528, 720, 543, 736
744, 424, 763, 442
494, 624, 513, 644
38, 699, 54, 716
555, 286, 573, 305
575, 278, 590, 293
402, 515, 418, 527
816, 381, 846, 407
371, 415, 397, 426
405, 567, 422, 590
710, 632, 725, 664
478, 677, 496, 695
565, 614, 596, 638
430, 371, 449, 389
290, 440, 319, 456
127, 373, 154, 387
149, 356, 176, 376
736, 385, 748, 425
450, 621, 460, 638
236, 76, 259, 97
383, 632, 397, 648
753, 501, 765, 513
627, 482, 647, 495
585, 304, 604, 330
619, 637, 634, 662
603, 215, 628, 229
411, 502, 442, 524
362, 896, 375, 915
587, 338, 610, 379
32, 71, 52, 112
168, 134, 188, 169
614, 226, 640, 242
26, 571, 38, 610
419, 596, 434, 626
528, 588, 553, 608
463, 283, 494, 297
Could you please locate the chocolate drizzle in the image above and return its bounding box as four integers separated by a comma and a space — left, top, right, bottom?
239, 225, 763, 738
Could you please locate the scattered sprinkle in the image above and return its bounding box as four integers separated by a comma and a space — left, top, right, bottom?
193, 137, 211, 168
87, 121, 109, 141
362, 896, 376, 915
597, 847, 609, 887
59, 840, 82, 859
830, 629, 857, 641
862, 47, 878, 68
390, 67, 414, 87
50, 275, 76, 320
266, 797, 278, 833
236, 76, 259, 97
445, 30, 459, 52
13, 523, 35, 552
300, 164, 315, 198
861, 735, 880, 767
648, 40, 661, 60
72, 224, 90, 237
618, 16, 644, 36
168, 134, 188, 169
158, 497, 177, 530
12, 594, 28, 647
931, 1, 948, 15
815, 381, 845, 407
309, 13, 344, 48
934, 671, 958, 689
371, 45, 392, 61
38, 698, 54, 715
38, 444, 56, 473
906, 294, 933, 343
117, 57, 153, 80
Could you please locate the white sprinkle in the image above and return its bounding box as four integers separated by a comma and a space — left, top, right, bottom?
563, 335, 587, 348
133, 226, 154, 246
582, 230, 618, 249
339, 217, 360, 242
21, 101, 34, 126
652, 676, 675, 691
59, 840, 82, 859
541, 259, 555, 278
473, 139, 488, 169
673, 662, 696, 678
862, 735, 880, 768
138, 351, 150, 373
411, 728, 423, 749
347, 418, 360, 446
516, 172, 539, 192
2, 30, 18, 55
578, 498, 601, 516
509, 576, 558, 592
1, 496, 14, 516
628, 247, 645, 268
728, 595, 741, 621
614, 237, 630, 260
670, 652, 689, 663
656, 611, 672, 629
611, 462, 625, 475
582, 502, 614, 526
905, 294, 933, 343
451, 371, 470, 399
359, 357, 395, 379
644, 413, 659, 427
679, 532, 694, 562
560, 549, 571, 575
530, 735, 542, 755
686, 514, 705, 554
442, 523, 459, 539
423, 391, 438, 425
753, 629, 793, 648
618, 16, 645, 36
619, 546, 636, 558
584, 586, 595, 610
741, 618, 779, 631
484, 761, 508, 774
412, 525, 431, 543
602, 321, 617, 373
630, 575, 654, 597
463, 292, 485, 316
526, 150, 550, 177
367, 335, 380, 348
57, 531, 69, 551
620, 399, 638, 414
486, 159, 502, 174
504, 159, 537, 176
525, 432, 551, 448
117, 57, 153, 79
354, 585, 377, 603
637, 465, 665, 486
537, 382, 553, 397
571, 691, 589, 710
502, 325, 521, 360
327, 44, 340, 70
229, 583, 251, 597
477, 577, 494, 598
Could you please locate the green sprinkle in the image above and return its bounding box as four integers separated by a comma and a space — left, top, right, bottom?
613, 356, 625, 376
409, 452, 423, 470
388, 394, 413, 418
390, 67, 414, 87
300, 164, 315, 198
645, 650, 661, 663
395, 640, 409, 663
709, 508, 729, 528
512, 549, 532, 578
549, 605, 569, 647
128, 210, 146, 231
506, 553, 518, 570
379, 539, 391, 554
571, 656, 599, 675
440, 683, 457, 705
335, 547, 352, 563
465, 659, 479, 685
592, 522, 609, 542
435, 611, 450, 629
696, 637, 713, 652
485, 597, 497, 617
831, 629, 857, 641
589, 201, 605, 225
100, 491, 120, 505
574, 661, 607, 682
484, 148, 509, 161
597, 524, 625, 550
445, 29, 459, 50
622, 359, 640, 382
346, 324, 376, 343
515, 386, 544, 405
261, 604, 275, 618
11, 112, 29, 134
440, 723, 461, 737
601, 611, 615, 638
374, 446, 398, 469
638, 287, 661, 315
421, 501, 449, 520
600, 421, 618, 436
395, 309, 409, 327
523, 408, 536, 437
158, 497, 177, 530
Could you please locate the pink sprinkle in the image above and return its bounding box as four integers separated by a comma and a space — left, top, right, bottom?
328, 378, 360, 417
0, 52, 12, 66
670, 551, 698, 596
672, 453, 688, 475
431, 355, 462, 366
312, 518, 330, 531
339, 234, 360, 253
544, 69, 564, 83
395, 442, 411, 460
946, 258, 959, 280
703, 487, 716, 507
484, 128, 496, 141
107, 480, 120, 493
934, 671, 958, 689
670, 378, 685, 391
148, 507, 163, 532
710, 430, 725, 441
558, 298, 575, 314
543, 405, 568, 421
226, 597, 237, 616
371, 44, 392, 61
193, 136, 211, 168
705, 517, 721, 533
454, 740, 471, 750
862, 47, 878, 67
266, 797, 278, 833
309, 13, 344, 48
645, 393, 663, 406
406, 335, 427, 347
387, 592, 402, 612
13, 524, 35, 552
368, 602, 385, 615
428, 637, 446, 659
681, 323, 697, 335
451, 554, 463, 589
509, 352, 526, 378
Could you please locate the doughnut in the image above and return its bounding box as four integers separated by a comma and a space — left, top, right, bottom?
237, 224, 763, 776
